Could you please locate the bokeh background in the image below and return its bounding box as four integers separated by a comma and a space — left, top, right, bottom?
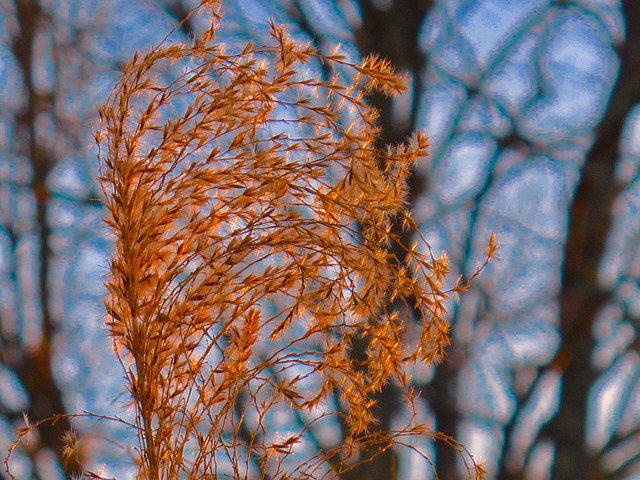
1, 0, 639, 479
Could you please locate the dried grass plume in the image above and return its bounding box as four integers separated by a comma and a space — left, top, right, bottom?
89, 1, 494, 478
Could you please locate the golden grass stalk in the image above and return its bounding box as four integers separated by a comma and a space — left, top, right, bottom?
91, 1, 494, 478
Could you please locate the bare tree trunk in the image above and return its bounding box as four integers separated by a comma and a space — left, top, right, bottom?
542, 2, 640, 478
285, 1, 435, 478
5, 0, 84, 476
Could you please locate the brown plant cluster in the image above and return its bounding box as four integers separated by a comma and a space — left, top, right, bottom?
90, 1, 492, 478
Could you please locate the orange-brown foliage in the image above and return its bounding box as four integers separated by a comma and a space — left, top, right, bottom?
8, 1, 494, 479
